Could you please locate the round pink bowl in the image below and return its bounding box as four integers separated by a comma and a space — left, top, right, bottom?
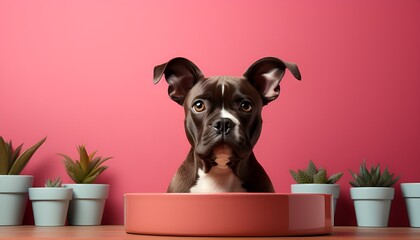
124, 193, 333, 237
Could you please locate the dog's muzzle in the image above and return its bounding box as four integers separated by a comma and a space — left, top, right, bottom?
212, 118, 235, 136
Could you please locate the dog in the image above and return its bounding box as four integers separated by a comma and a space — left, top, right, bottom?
153, 57, 301, 193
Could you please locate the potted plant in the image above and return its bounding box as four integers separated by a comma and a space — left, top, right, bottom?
401, 182, 420, 227
59, 145, 111, 226
29, 177, 73, 226
0, 136, 47, 225
349, 160, 399, 227
290, 160, 343, 218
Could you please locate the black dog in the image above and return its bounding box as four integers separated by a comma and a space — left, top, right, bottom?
154, 57, 301, 193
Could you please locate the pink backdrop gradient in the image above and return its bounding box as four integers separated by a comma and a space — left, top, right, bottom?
1, 0, 420, 226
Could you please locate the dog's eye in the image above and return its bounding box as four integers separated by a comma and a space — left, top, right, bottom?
240, 101, 253, 113
193, 100, 206, 112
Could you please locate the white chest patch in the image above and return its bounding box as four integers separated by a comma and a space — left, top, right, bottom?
189, 167, 246, 193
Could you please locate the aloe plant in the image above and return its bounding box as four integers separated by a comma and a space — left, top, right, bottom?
59, 145, 111, 184
0, 136, 47, 175
45, 177, 62, 187
349, 160, 399, 187
290, 160, 343, 184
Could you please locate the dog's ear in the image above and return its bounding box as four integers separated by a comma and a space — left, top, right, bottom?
153, 57, 204, 105
244, 57, 301, 105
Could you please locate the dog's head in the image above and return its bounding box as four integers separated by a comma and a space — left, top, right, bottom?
154, 57, 301, 171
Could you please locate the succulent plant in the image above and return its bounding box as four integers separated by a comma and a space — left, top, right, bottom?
349, 160, 399, 187
0, 136, 47, 175
45, 177, 62, 187
290, 160, 343, 184
59, 145, 111, 184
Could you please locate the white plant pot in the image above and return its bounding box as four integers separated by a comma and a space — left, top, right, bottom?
291, 184, 340, 218
63, 184, 109, 226
29, 187, 73, 226
0, 175, 33, 225
350, 187, 394, 227
401, 183, 420, 227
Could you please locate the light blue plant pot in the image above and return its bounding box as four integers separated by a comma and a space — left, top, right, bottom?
63, 184, 109, 226
401, 183, 420, 227
350, 187, 394, 227
29, 187, 73, 226
0, 175, 33, 225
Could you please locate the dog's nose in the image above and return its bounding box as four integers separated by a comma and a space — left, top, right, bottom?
213, 118, 235, 135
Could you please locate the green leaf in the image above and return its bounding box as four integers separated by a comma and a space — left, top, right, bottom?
359, 161, 375, 186
360, 161, 368, 178
313, 169, 327, 183
83, 166, 108, 183
297, 169, 313, 183
9, 143, 23, 169
380, 168, 393, 187
88, 150, 98, 162
66, 162, 84, 183
370, 164, 380, 186
60, 153, 84, 183
357, 174, 368, 186
8, 137, 47, 175
66, 168, 81, 183
380, 168, 399, 187
388, 175, 400, 187
328, 172, 343, 184
0, 137, 10, 175
349, 181, 359, 187
364, 171, 373, 186
349, 170, 359, 186
306, 160, 318, 177
89, 156, 107, 172
78, 145, 89, 173
289, 170, 298, 183
45, 177, 62, 187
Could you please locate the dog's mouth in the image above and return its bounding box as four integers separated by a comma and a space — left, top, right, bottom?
195, 141, 250, 172
212, 144, 232, 169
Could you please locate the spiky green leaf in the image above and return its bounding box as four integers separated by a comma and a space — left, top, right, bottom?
61, 154, 84, 183
83, 166, 108, 183
380, 168, 399, 187
349, 170, 360, 187
45, 177, 62, 187
0, 137, 10, 175
360, 161, 368, 180
78, 145, 89, 173
387, 175, 400, 187
89, 156, 109, 172
328, 172, 343, 184
306, 160, 318, 177
289, 170, 298, 183
313, 169, 327, 183
297, 169, 313, 183
370, 164, 380, 186
350, 168, 368, 187
88, 150, 98, 161
9, 143, 23, 169
8, 137, 47, 175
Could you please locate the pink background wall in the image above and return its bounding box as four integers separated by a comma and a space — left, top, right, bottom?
1, 0, 420, 226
